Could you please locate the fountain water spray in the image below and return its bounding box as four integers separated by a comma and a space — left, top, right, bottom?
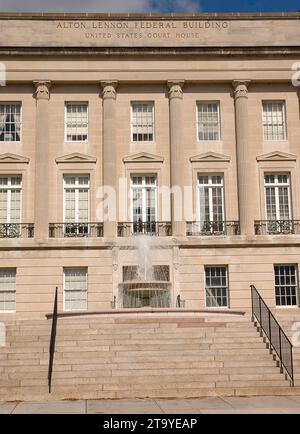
120, 234, 171, 308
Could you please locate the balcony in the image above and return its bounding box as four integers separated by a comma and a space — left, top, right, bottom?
186, 221, 240, 236
118, 221, 172, 237
0, 223, 34, 238
49, 222, 104, 238
254, 220, 300, 235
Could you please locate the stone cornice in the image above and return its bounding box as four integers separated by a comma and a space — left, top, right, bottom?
0, 12, 299, 20
1, 47, 300, 57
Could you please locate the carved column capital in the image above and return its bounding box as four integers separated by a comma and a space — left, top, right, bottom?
232, 80, 251, 100
167, 80, 185, 100
33, 81, 51, 100
101, 81, 118, 100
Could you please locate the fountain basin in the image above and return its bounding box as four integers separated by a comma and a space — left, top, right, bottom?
119, 281, 171, 308
121, 280, 171, 292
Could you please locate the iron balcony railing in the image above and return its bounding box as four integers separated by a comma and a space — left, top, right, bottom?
251, 284, 294, 386
186, 220, 240, 236
118, 221, 172, 237
0, 223, 34, 238
254, 220, 300, 235
49, 222, 104, 238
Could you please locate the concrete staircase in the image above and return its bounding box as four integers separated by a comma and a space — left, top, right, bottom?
0, 312, 299, 402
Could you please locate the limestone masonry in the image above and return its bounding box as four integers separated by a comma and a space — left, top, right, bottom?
0, 13, 300, 319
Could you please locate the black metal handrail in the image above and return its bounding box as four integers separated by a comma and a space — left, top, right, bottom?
118, 221, 172, 237
0, 223, 34, 238
48, 287, 58, 393
254, 220, 300, 235
250, 284, 294, 386
49, 222, 104, 238
186, 220, 240, 236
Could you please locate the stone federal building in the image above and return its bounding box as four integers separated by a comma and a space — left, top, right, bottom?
0, 12, 300, 319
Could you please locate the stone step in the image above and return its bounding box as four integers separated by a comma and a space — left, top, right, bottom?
110, 346, 271, 355
1, 313, 297, 402
36, 339, 267, 350
216, 379, 289, 388
222, 359, 277, 368
1, 384, 299, 402
220, 366, 280, 374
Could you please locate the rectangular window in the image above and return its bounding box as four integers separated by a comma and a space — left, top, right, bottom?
197, 102, 220, 141
265, 174, 291, 220
63, 175, 89, 236
64, 176, 89, 223
205, 266, 229, 308
198, 174, 224, 233
65, 103, 88, 142
131, 175, 157, 226
274, 265, 298, 307
262, 102, 286, 141
0, 269, 16, 312
0, 103, 21, 142
131, 103, 154, 142
0, 177, 22, 224
64, 268, 87, 311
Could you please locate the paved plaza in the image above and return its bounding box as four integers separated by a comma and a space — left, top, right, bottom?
1, 396, 300, 414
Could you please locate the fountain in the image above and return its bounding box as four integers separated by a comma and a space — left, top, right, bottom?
119, 235, 171, 308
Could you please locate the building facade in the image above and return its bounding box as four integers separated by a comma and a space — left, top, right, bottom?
0, 13, 300, 319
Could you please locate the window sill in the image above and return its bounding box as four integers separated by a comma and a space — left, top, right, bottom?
130, 141, 156, 145
197, 139, 222, 144
262, 139, 288, 143
64, 141, 89, 144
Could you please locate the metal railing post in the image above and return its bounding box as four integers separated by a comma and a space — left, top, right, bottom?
279, 327, 283, 371
259, 295, 262, 325
268, 309, 272, 353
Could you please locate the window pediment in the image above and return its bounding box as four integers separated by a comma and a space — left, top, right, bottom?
0, 153, 29, 164
123, 152, 164, 164
256, 151, 297, 162
190, 152, 230, 163
55, 153, 97, 164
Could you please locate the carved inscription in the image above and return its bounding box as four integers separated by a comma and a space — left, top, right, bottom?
56, 20, 229, 41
